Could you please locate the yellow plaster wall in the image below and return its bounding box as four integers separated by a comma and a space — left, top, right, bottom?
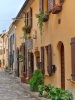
28, 0, 75, 98
13, 0, 75, 98
16, 20, 25, 48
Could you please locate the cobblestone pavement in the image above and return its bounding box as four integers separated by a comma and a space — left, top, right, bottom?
0, 69, 46, 100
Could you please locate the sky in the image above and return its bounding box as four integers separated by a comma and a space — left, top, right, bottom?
0, 0, 25, 33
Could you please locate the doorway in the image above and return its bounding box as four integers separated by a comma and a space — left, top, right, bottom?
61, 43, 65, 89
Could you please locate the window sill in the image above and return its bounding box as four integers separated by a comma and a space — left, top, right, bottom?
67, 79, 75, 83
71, 80, 75, 83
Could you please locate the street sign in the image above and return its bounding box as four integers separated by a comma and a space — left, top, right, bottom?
26, 39, 33, 49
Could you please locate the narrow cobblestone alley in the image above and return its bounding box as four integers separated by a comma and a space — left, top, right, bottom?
0, 69, 42, 100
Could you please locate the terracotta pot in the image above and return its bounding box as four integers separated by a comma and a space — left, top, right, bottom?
21, 76, 26, 83
27, 28, 31, 33
52, 5, 62, 14
43, 14, 49, 22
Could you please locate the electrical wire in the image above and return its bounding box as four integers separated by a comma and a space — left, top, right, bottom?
0, 16, 35, 21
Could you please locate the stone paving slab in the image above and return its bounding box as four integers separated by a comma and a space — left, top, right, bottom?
0, 69, 48, 100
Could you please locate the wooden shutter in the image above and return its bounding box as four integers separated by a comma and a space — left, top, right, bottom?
71, 37, 75, 80
41, 46, 45, 74
25, 43, 27, 76
48, 44, 52, 76
22, 43, 25, 72
39, 0, 44, 12
30, 7, 32, 28
25, 13, 28, 26
48, 0, 55, 12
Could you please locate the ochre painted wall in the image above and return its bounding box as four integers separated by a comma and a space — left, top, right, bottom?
26, 0, 75, 99
12, 0, 75, 98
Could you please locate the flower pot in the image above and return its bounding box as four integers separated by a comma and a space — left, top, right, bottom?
25, 77, 29, 84
43, 14, 49, 22
21, 76, 26, 83
52, 5, 62, 14
27, 28, 31, 33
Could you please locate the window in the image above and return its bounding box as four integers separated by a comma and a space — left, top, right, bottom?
48, 0, 55, 12
39, 0, 44, 12
25, 7, 33, 28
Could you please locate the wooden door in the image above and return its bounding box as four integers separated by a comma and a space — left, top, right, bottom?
61, 44, 65, 89
28, 52, 34, 78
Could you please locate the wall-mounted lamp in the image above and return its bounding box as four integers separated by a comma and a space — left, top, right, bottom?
52, 65, 56, 73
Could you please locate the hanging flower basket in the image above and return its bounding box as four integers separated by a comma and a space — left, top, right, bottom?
27, 26, 31, 33
43, 14, 49, 22
35, 12, 49, 23
52, 4, 62, 14
22, 25, 31, 34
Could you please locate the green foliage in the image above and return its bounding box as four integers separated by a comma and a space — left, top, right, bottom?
5, 65, 9, 69
22, 25, 31, 38
36, 12, 48, 35
38, 84, 73, 100
29, 70, 44, 91
38, 84, 45, 95
13, 68, 17, 72
38, 84, 53, 95
49, 88, 73, 100
18, 54, 27, 66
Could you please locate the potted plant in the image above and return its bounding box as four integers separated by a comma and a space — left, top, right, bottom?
22, 25, 31, 34
38, 84, 45, 96
29, 70, 44, 91
52, 4, 62, 14
36, 12, 49, 37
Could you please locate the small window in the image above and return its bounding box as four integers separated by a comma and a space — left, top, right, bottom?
48, 0, 55, 12
39, 0, 44, 12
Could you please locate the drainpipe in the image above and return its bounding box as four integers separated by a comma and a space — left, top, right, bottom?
14, 26, 17, 70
